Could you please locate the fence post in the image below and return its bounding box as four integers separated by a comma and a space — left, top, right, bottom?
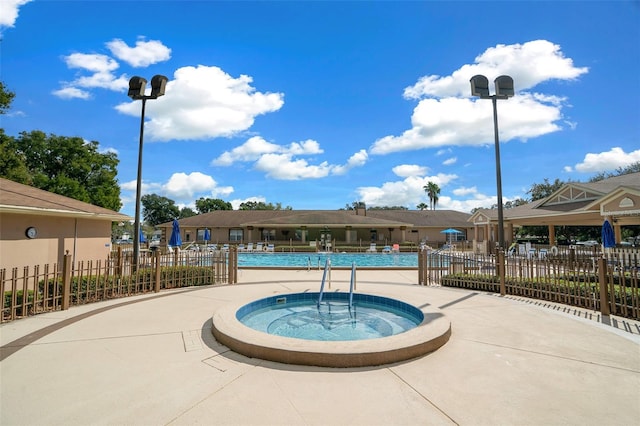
418, 250, 424, 285
597, 257, 610, 316
61, 252, 72, 310
154, 250, 161, 293
498, 250, 506, 296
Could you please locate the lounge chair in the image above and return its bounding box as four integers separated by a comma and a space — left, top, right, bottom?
238, 244, 246, 252
381, 245, 392, 254
366, 243, 377, 253
266, 243, 275, 252
255, 242, 263, 252
246, 242, 254, 252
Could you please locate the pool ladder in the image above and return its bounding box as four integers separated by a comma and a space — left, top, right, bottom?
317, 260, 357, 310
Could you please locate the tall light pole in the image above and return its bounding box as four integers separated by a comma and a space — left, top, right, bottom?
470, 74, 514, 252
128, 75, 168, 266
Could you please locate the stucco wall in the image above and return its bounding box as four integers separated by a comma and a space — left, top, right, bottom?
0, 213, 113, 270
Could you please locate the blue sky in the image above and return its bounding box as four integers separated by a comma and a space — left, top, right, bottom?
2, 1, 639, 216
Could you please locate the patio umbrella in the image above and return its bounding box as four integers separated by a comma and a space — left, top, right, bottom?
169, 219, 182, 247
139, 228, 147, 243
440, 228, 462, 245
203, 228, 210, 242
602, 218, 615, 248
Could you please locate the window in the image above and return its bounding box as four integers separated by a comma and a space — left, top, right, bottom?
229, 229, 243, 241
262, 229, 276, 241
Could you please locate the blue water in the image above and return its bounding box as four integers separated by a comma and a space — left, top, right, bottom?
238, 293, 422, 341
238, 252, 418, 268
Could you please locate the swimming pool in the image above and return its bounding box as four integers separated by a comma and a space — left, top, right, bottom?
238, 252, 418, 268
238, 292, 423, 341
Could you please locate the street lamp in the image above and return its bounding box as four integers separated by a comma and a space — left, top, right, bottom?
470, 74, 514, 252
128, 75, 168, 265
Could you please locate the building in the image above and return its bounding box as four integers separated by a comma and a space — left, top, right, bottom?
157, 208, 473, 250
469, 172, 640, 249
0, 178, 131, 270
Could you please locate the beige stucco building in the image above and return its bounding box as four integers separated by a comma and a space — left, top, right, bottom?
0, 178, 131, 271
158, 208, 473, 250
469, 172, 640, 248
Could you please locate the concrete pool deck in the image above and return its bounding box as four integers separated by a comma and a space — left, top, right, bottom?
1, 269, 639, 425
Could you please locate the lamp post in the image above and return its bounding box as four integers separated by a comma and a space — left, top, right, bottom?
128, 75, 168, 266
470, 74, 514, 252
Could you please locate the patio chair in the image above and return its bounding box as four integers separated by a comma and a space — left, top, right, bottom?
255, 242, 263, 252
266, 243, 275, 252
246, 242, 254, 252
366, 243, 377, 253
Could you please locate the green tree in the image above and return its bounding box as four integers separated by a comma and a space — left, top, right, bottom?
195, 197, 232, 213
423, 181, 440, 210
141, 194, 180, 226
1, 130, 121, 211
238, 201, 292, 210
0, 81, 15, 115
179, 207, 197, 218
589, 161, 640, 182
416, 202, 429, 211
527, 178, 565, 201
0, 130, 31, 183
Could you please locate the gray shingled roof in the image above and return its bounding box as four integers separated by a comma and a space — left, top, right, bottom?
160, 209, 472, 229
0, 178, 130, 220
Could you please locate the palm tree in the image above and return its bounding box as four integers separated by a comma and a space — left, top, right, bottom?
416, 202, 429, 210
423, 181, 441, 210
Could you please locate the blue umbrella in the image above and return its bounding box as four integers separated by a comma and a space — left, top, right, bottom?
203, 228, 210, 242
169, 219, 182, 247
440, 228, 462, 245
139, 228, 147, 243
602, 218, 615, 248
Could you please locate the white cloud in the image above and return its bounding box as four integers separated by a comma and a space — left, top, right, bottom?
106, 38, 172, 68
568, 147, 640, 173
119, 172, 234, 212
51, 87, 91, 100
403, 40, 588, 99
356, 172, 458, 208
54, 51, 132, 98
333, 150, 368, 175
392, 164, 427, 178
0, 0, 31, 28
163, 172, 234, 200
214, 136, 367, 180
371, 40, 587, 155
443, 157, 457, 166
116, 65, 285, 141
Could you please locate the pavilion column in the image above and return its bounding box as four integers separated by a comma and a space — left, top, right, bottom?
345, 226, 352, 244
400, 226, 406, 242
614, 223, 622, 244
548, 225, 556, 246
506, 223, 514, 246
474, 225, 479, 241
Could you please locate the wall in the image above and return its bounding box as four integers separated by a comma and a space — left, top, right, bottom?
0, 213, 113, 271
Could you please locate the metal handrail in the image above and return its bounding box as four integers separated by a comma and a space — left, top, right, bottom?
349, 262, 356, 309
317, 258, 331, 306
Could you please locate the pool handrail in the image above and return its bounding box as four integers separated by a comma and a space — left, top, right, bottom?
349, 262, 356, 309
317, 258, 331, 306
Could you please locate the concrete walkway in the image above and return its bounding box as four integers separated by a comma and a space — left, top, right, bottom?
1, 269, 639, 425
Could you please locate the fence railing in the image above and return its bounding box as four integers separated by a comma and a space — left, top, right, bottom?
1, 248, 238, 323
418, 247, 640, 320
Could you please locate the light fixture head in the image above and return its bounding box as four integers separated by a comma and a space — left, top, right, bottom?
494, 75, 514, 98
470, 74, 490, 98
128, 76, 147, 99
150, 75, 168, 98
